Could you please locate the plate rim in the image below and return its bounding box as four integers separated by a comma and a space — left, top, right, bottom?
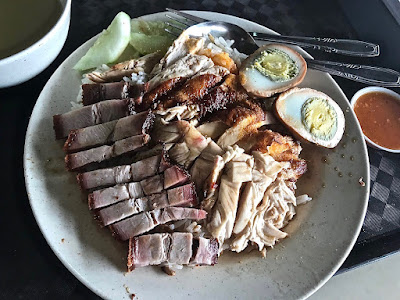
23, 10, 370, 300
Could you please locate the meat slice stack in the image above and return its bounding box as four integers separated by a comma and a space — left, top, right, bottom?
61, 110, 154, 171
94, 183, 198, 227
127, 232, 219, 271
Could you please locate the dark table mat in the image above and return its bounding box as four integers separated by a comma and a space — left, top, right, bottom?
1, 0, 399, 299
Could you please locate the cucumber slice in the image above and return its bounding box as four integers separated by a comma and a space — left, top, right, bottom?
114, 44, 140, 63
130, 33, 172, 55
131, 19, 170, 36
74, 12, 131, 71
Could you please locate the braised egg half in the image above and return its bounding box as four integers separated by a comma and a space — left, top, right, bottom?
274, 87, 345, 148
239, 44, 307, 98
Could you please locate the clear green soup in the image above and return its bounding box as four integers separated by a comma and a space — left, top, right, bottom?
0, 0, 62, 59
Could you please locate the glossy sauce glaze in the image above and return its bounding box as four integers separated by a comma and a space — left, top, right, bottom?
354, 91, 400, 150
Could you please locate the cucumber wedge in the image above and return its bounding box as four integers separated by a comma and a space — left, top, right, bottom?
74, 12, 131, 71
130, 32, 172, 55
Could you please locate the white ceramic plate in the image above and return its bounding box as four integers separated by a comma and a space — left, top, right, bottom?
24, 11, 370, 300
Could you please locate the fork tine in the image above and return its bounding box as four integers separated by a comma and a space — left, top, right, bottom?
165, 14, 191, 28
165, 21, 186, 32
164, 27, 180, 37
165, 8, 207, 24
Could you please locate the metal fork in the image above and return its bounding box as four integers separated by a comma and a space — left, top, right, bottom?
166, 8, 380, 57
165, 9, 400, 87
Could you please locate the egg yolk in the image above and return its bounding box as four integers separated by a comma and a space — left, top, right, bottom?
301, 97, 337, 140
252, 49, 298, 82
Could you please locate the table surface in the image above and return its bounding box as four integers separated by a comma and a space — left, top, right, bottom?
1, 0, 399, 298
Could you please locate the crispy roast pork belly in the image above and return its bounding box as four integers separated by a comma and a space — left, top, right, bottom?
96, 183, 198, 226
88, 165, 190, 209
86, 52, 162, 83
110, 207, 207, 241
127, 233, 219, 271
64, 111, 154, 153
53, 99, 134, 139
140, 77, 186, 111
77, 154, 161, 190
198, 74, 247, 118
150, 32, 205, 76
216, 101, 276, 149
65, 134, 150, 171
159, 66, 229, 109
238, 129, 307, 181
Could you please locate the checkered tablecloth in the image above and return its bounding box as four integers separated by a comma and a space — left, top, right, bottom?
2, 1, 396, 299
73, 0, 400, 243
359, 149, 400, 241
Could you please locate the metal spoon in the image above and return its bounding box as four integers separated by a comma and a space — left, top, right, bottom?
166, 20, 400, 87
166, 8, 380, 57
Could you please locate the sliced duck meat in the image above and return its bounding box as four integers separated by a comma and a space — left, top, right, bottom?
86, 52, 162, 83
150, 33, 205, 76
127, 232, 193, 271
148, 54, 213, 91
160, 66, 229, 109
64, 111, 154, 153
88, 182, 144, 210
163, 165, 190, 189
190, 237, 219, 266
65, 134, 150, 171
96, 183, 198, 226
140, 77, 186, 111
81, 82, 146, 106
77, 154, 161, 190
110, 207, 206, 241
169, 121, 210, 168
96, 192, 168, 226
140, 174, 164, 196
53, 99, 133, 139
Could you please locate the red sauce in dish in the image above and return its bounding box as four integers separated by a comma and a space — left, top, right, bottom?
354, 91, 400, 150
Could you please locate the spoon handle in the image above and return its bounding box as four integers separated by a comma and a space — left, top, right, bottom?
250, 32, 380, 57
305, 59, 400, 87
